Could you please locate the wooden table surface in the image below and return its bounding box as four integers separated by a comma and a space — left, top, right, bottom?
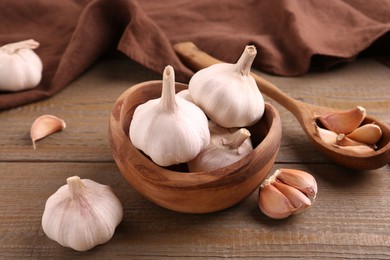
1, 55, 389, 259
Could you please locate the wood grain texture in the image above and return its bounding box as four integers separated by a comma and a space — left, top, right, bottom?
0, 162, 389, 258
0, 56, 390, 258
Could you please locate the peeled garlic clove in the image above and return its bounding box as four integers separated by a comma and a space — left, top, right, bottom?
275, 168, 318, 201
42, 176, 123, 251
129, 65, 210, 166
346, 123, 382, 145
188, 121, 253, 172
272, 181, 311, 214
30, 115, 66, 149
258, 183, 297, 219
0, 39, 43, 91
188, 45, 265, 128
314, 123, 338, 145
317, 106, 366, 134
333, 144, 375, 155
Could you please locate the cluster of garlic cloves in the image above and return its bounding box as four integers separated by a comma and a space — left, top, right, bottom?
42, 176, 123, 251
258, 168, 318, 219
0, 39, 43, 91
188, 121, 253, 172
314, 106, 382, 154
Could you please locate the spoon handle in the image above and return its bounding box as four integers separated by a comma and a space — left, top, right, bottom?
174, 42, 303, 114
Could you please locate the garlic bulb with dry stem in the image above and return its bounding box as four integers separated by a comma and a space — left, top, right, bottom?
0, 39, 43, 91
42, 176, 123, 251
129, 65, 210, 167
258, 168, 318, 219
188, 121, 253, 172
188, 45, 265, 128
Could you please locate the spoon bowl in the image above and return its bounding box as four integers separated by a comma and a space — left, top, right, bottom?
174, 42, 390, 170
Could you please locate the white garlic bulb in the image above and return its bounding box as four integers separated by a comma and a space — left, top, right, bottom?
42, 176, 123, 251
188, 45, 265, 128
129, 65, 210, 167
188, 121, 253, 172
0, 39, 43, 91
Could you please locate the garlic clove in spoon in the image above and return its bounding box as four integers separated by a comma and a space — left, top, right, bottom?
129, 65, 210, 167
0, 39, 43, 91
188, 45, 265, 128
188, 121, 253, 172
30, 114, 66, 150
316, 106, 366, 134
42, 176, 123, 251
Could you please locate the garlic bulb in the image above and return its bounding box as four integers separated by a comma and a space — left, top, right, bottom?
188, 121, 253, 172
0, 39, 43, 91
42, 176, 123, 251
129, 65, 210, 167
188, 45, 265, 128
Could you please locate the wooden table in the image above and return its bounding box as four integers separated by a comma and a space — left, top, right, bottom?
1, 55, 389, 259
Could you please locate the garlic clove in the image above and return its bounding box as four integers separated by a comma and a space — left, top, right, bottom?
258, 183, 297, 219
336, 133, 371, 147
314, 123, 338, 145
30, 115, 66, 150
333, 144, 375, 155
274, 168, 318, 201
42, 176, 123, 251
317, 106, 366, 134
346, 123, 382, 145
272, 181, 311, 214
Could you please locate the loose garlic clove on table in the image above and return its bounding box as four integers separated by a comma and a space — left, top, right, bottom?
42, 176, 123, 251
30, 115, 66, 149
258, 169, 318, 219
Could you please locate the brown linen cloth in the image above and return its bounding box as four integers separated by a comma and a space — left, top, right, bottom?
1, 0, 389, 110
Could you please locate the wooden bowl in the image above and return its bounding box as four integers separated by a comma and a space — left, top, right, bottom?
109, 80, 282, 213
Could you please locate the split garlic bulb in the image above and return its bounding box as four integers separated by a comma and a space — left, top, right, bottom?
42, 176, 123, 251
188, 121, 253, 172
188, 45, 265, 128
129, 65, 210, 167
0, 39, 43, 91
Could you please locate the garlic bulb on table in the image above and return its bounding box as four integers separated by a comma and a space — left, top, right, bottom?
0, 39, 43, 91
188, 45, 265, 128
188, 121, 253, 172
129, 65, 210, 167
42, 176, 123, 251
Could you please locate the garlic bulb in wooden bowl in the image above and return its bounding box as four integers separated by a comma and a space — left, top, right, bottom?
108, 81, 282, 214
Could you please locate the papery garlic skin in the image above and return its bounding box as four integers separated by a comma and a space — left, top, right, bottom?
188, 45, 265, 128
130, 65, 210, 167
42, 176, 123, 251
258, 168, 318, 219
0, 39, 43, 91
188, 121, 253, 172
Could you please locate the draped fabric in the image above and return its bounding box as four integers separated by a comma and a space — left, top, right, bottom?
0, 0, 389, 110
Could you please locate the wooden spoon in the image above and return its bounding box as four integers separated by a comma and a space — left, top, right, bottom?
173, 42, 390, 170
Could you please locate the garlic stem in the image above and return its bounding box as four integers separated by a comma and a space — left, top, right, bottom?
160, 65, 177, 113
222, 128, 251, 150
234, 45, 256, 76
66, 176, 85, 200
0, 39, 39, 54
